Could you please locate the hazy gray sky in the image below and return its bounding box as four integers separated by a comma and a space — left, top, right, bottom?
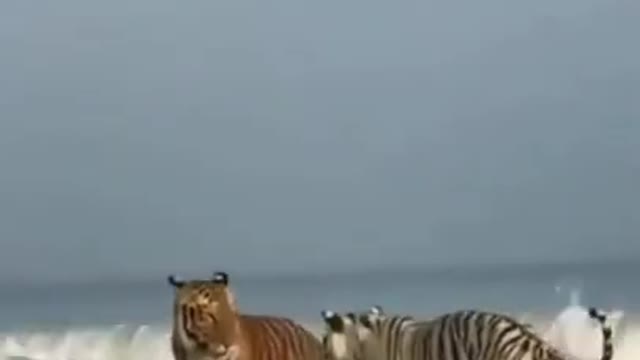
0, 0, 638, 283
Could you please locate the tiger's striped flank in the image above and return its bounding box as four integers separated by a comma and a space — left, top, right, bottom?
168, 271, 324, 360
322, 305, 615, 360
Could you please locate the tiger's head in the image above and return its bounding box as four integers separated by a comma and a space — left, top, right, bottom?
321, 309, 362, 360
353, 305, 389, 358
168, 271, 240, 360
320, 305, 387, 360
357, 304, 385, 328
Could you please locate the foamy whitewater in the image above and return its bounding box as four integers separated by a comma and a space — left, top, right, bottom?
0, 289, 635, 360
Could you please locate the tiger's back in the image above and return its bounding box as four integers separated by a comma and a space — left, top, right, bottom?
428, 309, 613, 360
379, 309, 613, 360
409, 310, 565, 360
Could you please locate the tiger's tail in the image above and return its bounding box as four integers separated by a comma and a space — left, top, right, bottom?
587, 307, 614, 360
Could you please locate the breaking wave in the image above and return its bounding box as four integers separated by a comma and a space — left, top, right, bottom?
0, 289, 636, 360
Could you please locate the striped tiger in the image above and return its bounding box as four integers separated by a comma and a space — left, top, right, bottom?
321, 305, 614, 360
168, 271, 324, 360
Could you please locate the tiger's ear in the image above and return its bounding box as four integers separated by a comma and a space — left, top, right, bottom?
168, 275, 185, 288
212, 271, 229, 285
321, 310, 345, 332
369, 305, 384, 316
212, 271, 238, 311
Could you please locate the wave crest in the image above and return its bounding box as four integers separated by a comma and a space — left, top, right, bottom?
0, 325, 172, 360
0, 289, 635, 360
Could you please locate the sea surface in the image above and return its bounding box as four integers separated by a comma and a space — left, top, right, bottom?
1, 260, 638, 360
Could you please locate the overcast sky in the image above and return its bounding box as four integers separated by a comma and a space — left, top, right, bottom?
0, 0, 638, 283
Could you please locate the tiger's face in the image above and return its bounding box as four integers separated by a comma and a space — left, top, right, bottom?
168, 272, 239, 359
320, 309, 364, 360
353, 305, 387, 358
355, 305, 385, 337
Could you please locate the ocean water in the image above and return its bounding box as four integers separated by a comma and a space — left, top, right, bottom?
1, 260, 639, 360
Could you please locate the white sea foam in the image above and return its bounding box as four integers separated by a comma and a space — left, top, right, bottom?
0, 289, 635, 360
0, 325, 172, 360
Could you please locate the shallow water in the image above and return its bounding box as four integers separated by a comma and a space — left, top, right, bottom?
0, 262, 637, 360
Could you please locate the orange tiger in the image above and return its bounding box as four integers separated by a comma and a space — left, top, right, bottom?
167, 271, 325, 360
